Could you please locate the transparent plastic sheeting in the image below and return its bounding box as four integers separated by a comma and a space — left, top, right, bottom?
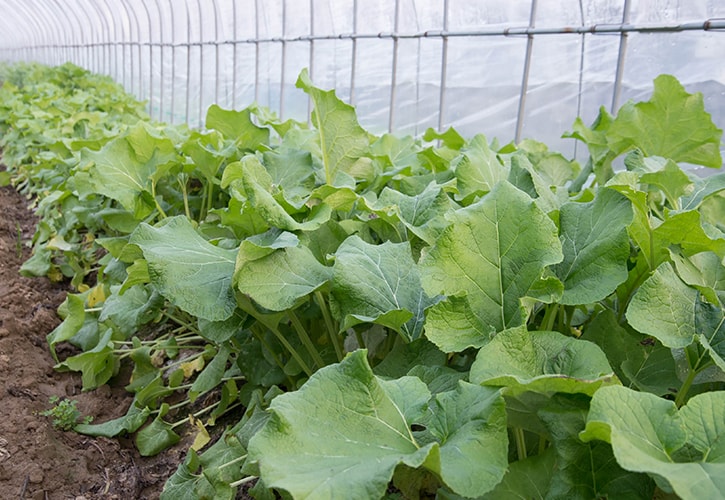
1, 0, 725, 161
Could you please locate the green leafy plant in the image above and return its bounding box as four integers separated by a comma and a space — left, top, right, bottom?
3, 62, 725, 499
39, 396, 93, 431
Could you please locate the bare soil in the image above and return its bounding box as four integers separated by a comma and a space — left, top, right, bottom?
0, 183, 190, 499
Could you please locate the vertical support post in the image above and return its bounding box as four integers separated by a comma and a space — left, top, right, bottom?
437, 0, 450, 132
232, 0, 238, 109
308, 0, 315, 119
139, 0, 155, 118
118, 0, 136, 95
121, 0, 143, 100
280, 0, 287, 119
350, 0, 358, 104
611, 0, 631, 113
515, 0, 537, 144
211, 0, 221, 108
185, 0, 192, 124
574, 0, 586, 158
196, 0, 204, 127
388, 0, 401, 133
254, 0, 260, 103
99, 0, 120, 80
168, 0, 176, 122
89, 0, 113, 76
151, 0, 165, 121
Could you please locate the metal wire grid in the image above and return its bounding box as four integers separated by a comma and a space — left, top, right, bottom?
1, 0, 724, 139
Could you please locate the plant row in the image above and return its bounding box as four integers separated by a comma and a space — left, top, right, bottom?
2, 62, 725, 499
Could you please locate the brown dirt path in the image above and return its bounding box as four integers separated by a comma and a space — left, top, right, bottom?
0, 183, 187, 499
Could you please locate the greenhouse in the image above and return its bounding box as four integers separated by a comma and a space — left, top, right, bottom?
0, 0, 724, 498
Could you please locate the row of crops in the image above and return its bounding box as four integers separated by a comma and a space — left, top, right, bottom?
1, 62, 725, 499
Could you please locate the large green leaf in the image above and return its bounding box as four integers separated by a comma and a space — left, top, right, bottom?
653, 210, 725, 258
470, 328, 617, 396
248, 350, 435, 499
553, 188, 633, 304
75, 401, 151, 437
539, 395, 654, 499
248, 350, 508, 499
581, 386, 725, 499
582, 310, 680, 396
231, 155, 332, 232
422, 382, 509, 498
453, 134, 508, 202
236, 245, 332, 311
262, 147, 316, 209
331, 236, 437, 341
607, 74, 723, 168
481, 448, 555, 500
369, 182, 455, 245
626, 262, 697, 348
205, 104, 269, 150
671, 251, 725, 306
681, 172, 725, 211
99, 284, 163, 336
82, 137, 154, 216
130, 216, 238, 321
296, 68, 370, 185
563, 106, 617, 184
420, 181, 563, 352
625, 262, 725, 369
46, 293, 86, 361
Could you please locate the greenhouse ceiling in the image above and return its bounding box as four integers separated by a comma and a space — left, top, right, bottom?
1, 0, 724, 158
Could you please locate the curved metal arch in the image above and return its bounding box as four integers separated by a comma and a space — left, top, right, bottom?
210, 0, 221, 107
6, 0, 46, 63
77, 0, 103, 72
87, 0, 114, 75
46, 0, 81, 65
0, 11, 25, 61
148, 0, 165, 121
117, 0, 136, 94
136, 0, 155, 118
22, 0, 55, 64
98, 0, 122, 83
196, 0, 204, 127
71, 0, 100, 71
280, 0, 287, 118
167, 0, 177, 122
21, 0, 56, 64
232, 0, 238, 109
185, 0, 193, 124
120, 0, 144, 99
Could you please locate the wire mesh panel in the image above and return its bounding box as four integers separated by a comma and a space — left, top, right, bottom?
0, 0, 724, 159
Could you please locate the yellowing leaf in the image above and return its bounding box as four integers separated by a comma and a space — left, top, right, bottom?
86, 285, 106, 307
189, 415, 211, 451
180, 357, 205, 379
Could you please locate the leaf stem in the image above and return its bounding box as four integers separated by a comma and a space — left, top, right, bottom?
230, 476, 257, 488
675, 347, 710, 408
239, 302, 313, 377
288, 310, 325, 370
151, 181, 168, 219
250, 324, 295, 387
355, 330, 366, 350
162, 311, 200, 335
170, 399, 221, 429
514, 427, 527, 461
541, 304, 559, 332
218, 454, 248, 469
675, 368, 697, 408
315, 291, 343, 361
178, 175, 192, 220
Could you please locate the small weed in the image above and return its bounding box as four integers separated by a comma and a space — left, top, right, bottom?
39, 396, 93, 431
